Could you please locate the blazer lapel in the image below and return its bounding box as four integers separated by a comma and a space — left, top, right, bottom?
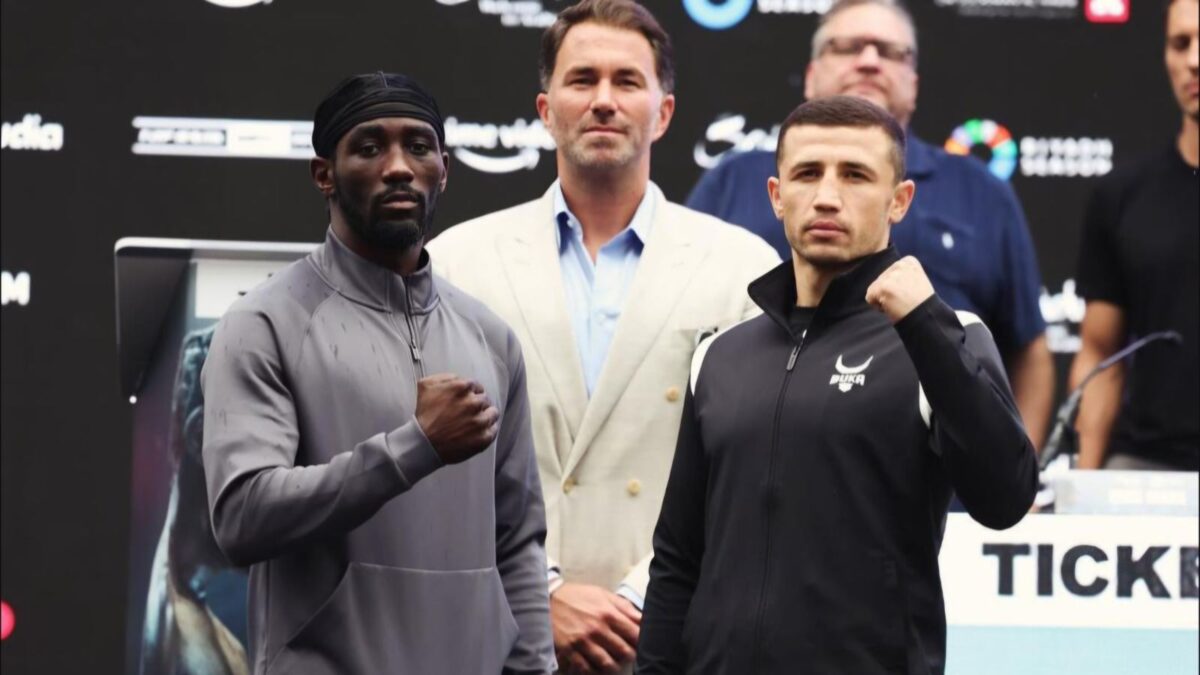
497, 190, 588, 464
564, 192, 708, 477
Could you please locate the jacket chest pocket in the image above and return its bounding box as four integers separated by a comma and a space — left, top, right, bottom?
901, 210, 983, 299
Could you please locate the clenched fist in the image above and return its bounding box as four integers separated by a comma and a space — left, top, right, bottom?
415, 374, 500, 464
865, 255, 936, 324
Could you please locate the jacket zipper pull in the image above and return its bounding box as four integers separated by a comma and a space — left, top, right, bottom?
402, 284, 425, 377
786, 344, 800, 372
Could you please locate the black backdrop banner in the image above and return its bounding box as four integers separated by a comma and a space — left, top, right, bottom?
0, 0, 1175, 672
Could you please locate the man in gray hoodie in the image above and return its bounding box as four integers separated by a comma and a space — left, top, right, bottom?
201, 72, 556, 674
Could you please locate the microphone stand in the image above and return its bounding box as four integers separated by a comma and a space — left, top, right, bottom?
1039, 330, 1182, 472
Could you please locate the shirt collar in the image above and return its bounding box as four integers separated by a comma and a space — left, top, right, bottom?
552, 179, 656, 252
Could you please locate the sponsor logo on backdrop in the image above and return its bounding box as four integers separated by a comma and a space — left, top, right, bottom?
945, 119, 1019, 180
684, 0, 754, 29
1020, 135, 1113, 177
1084, 0, 1129, 23
444, 116, 555, 173
132, 117, 313, 159
757, 0, 833, 15
944, 119, 1113, 180
205, 0, 271, 6
0, 601, 13, 641
131, 115, 553, 174
1040, 279, 1085, 354
935, 0, 1078, 20
696, 116, 1113, 184
1, 114, 64, 152
434, 0, 557, 28
684, 0, 831, 29
693, 114, 780, 169
1, 271, 31, 307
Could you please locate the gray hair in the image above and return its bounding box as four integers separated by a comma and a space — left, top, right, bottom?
810, 0, 919, 64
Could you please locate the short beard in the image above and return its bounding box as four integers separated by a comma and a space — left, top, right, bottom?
559, 122, 639, 174
563, 142, 636, 173
335, 181, 436, 252
793, 245, 858, 271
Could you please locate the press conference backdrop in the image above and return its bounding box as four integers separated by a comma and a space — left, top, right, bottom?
0, 0, 1182, 671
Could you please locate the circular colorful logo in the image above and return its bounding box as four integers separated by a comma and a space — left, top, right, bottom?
944, 119, 1018, 181
683, 0, 754, 30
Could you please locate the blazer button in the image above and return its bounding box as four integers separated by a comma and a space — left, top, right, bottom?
563, 477, 577, 494
627, 479, 642, 496
665, 386, 681, 403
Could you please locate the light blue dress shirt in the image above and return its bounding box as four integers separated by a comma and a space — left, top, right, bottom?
548, 181, 658, 611
554, 181, 656, 397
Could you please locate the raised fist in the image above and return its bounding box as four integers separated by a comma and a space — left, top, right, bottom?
865, 255, 936, 324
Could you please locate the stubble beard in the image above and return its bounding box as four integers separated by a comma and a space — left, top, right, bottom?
787, 225, 851, 270
788, 222, 888, 271
794, 243, 858, 270
559, 121, 640, 174
336, 179, 436, 253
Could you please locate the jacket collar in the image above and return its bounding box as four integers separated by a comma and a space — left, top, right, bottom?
905, 133, 937, 179
749, 245, 901, 340
310, 227, 439, 315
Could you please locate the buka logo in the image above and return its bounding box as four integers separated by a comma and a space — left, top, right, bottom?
829, 355, 873, 393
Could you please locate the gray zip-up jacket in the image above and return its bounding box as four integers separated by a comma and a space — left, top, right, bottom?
201, 228, 556, 674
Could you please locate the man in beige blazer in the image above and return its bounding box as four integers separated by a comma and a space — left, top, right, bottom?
429, 1, 778, 672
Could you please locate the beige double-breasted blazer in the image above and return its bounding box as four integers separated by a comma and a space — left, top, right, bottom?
428, 183, 779, 598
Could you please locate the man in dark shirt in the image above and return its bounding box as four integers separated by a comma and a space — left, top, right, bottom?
687, 0, 1053, 453
1070, 0, 1199, 471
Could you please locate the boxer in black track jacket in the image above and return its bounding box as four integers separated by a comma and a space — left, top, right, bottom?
636, 97, 1038, 675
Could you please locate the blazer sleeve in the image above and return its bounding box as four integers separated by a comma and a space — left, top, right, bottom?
618, 554, 653, 605
201, 308, 444, 567
494, 331, 557, 674
636, 385, 710, 673
895, 296, 1039, 529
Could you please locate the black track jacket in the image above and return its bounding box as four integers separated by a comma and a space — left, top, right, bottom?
636, 247, 1038, 675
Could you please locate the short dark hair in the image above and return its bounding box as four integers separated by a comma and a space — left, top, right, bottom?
812, 0, 918, 64
1164, 0, 1191, 33
539, 0, 675, 93
775, 96, 907, 181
